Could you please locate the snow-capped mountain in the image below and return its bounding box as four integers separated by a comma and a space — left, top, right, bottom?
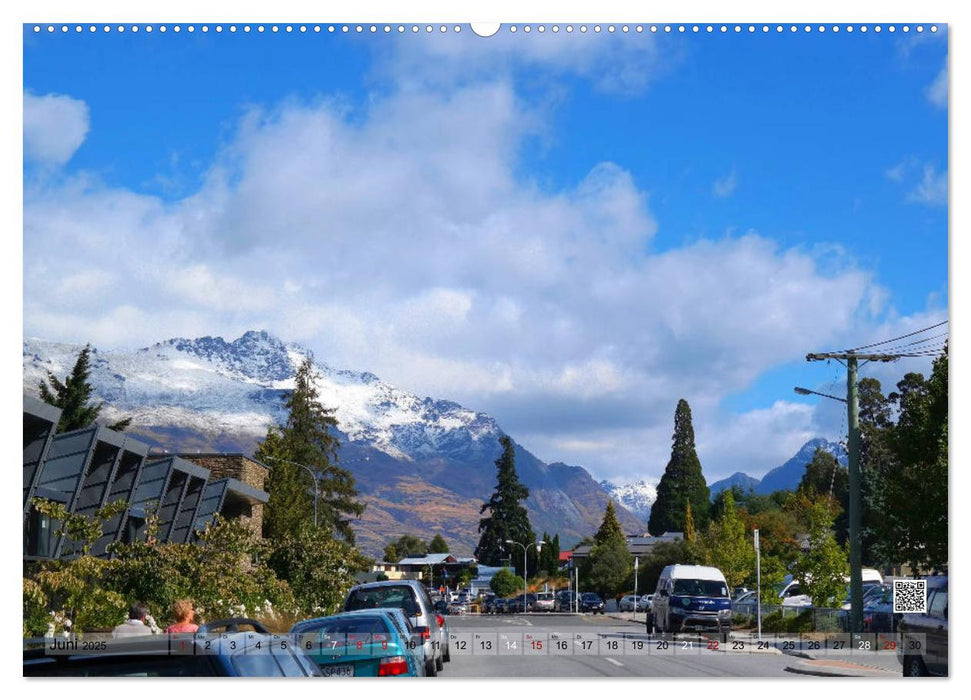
23, 331, 500, 464
599, 479, 658, 522
23, 331, 646, 555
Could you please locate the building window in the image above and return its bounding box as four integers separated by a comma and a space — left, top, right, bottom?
24, 507, 54, 557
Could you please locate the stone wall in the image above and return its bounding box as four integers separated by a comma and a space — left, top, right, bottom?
179, 454, 268, 539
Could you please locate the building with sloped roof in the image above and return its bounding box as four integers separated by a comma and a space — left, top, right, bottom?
22, 395, 269, 561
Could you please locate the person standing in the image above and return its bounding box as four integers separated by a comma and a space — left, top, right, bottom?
165, 599, 200, 633
112, 602, 154, 638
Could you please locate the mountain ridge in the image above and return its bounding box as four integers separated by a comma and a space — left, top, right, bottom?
23, 331, 646, 555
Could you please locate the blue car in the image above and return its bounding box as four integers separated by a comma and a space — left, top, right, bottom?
291, 609, 426, 677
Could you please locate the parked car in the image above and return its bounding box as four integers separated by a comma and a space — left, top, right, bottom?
534, 592, 555, 612
862, 586, 900, 633
448, 601, 469, 615
579, 592, 605, 614
24, 632, 321, 677
898, 576, 948, 676
507, 593, 538, 613
731, 589, 759, 617
652, 564, 732, 634
291, 609, 426, 677
480, 595, 496, 614
344, 579, 449, 676
640, 594, 654, 612
493, 598, 509, 614
555, 589, 575, 612
619, 595, 640, 612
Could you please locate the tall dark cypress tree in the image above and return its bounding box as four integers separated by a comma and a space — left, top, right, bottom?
257, 356, 364, 542
648, 399, 711, 535
475, 436, 534, 575
39, 344, 131, 433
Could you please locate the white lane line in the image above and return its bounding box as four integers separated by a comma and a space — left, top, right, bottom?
605, 658, 624, 667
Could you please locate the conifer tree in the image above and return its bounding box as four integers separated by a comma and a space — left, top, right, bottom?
584, 500, 633, 600
648, 399, 711, 535
39, 344, 131, 433
257, 356, 364, 542
475, 436, 534, 574
594, 500, 625, 545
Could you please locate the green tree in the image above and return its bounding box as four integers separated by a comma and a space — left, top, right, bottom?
428, 534, 449, 554
648, 399, 711, 535
263, 525, 370, 616
697, 490, 753, 590
256, 357, 364, 542
38, 344, 131, 433
489, 568, 524, 598
475, 436, 534, 575
879, 348, 948, 572
594, 501, 625, 545
583, 501, 633, 600
382, 534, 428, 563
789, 494, 849, 608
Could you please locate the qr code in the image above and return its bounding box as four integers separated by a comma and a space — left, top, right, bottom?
893, 580, 927, 613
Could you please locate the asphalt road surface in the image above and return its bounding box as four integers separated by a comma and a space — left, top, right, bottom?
442, 613, 799, 678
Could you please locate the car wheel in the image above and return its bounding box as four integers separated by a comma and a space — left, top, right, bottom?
443, 644, 451, 663
426, 658, 438, 677
903, 655, 928, 677
436, 653, 444, 672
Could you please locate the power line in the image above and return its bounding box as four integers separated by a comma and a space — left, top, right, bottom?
845, 320, 948, 353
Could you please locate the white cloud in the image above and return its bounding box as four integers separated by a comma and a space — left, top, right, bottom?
376, 30, 676, 96
886, 158, 947, 207
712, 169, 737, 198
23, 91, 90, 167
908, 165, 948, 206
24, 76, 933, 483
925, 61, 948, 108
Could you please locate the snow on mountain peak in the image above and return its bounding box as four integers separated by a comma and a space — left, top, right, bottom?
600, 479, 658, 521
22, 331, 503, 462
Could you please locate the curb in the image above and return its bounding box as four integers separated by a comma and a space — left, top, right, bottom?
785, 660, 899, 678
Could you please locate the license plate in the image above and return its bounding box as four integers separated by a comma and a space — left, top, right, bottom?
321, 664, 354, 677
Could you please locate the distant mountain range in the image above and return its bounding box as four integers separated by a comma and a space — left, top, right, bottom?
707, 438, 848, 498
23, 331, 646, 556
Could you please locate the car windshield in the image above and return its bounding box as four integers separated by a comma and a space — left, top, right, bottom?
672, 579, 729, 597
346, 587, 420, 615
300, 617, 389, 635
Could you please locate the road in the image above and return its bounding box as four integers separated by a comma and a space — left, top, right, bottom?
441, 613, 800, 678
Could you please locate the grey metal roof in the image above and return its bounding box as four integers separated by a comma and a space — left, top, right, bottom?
398, 553, 456, 566
23, 394, 63, 423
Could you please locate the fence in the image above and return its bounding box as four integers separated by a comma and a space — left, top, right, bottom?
731, 602, 849, 633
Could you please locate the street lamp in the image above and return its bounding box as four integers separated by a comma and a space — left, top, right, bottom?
261, 455, 370, 529
261, 456, 323, 526
794, 386, 847, 404
505, 539, 545, 613
794, 383, 863, 633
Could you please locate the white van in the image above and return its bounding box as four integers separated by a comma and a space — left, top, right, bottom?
652, 564, 732, 634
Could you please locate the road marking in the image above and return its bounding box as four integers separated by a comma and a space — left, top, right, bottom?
605, 658, 624, 667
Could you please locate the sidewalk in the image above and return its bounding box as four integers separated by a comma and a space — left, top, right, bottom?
784, 657, 900, 677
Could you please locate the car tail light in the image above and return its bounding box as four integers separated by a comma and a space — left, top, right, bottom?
378, 656, 410, 676
416, 626, 430, 640
436, 615, 444, 628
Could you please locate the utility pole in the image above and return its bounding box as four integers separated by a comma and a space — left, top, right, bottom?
805, 350, 896, 633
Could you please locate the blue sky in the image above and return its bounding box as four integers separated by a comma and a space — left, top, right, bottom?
22, 22, 948, 484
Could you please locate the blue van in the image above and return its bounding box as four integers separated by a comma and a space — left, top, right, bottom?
651, 564, 732, 634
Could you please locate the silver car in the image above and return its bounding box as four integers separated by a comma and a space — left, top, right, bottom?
343, 579, 449, 676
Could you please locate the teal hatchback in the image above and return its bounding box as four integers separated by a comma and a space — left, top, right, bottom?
290, 609, 426, 677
